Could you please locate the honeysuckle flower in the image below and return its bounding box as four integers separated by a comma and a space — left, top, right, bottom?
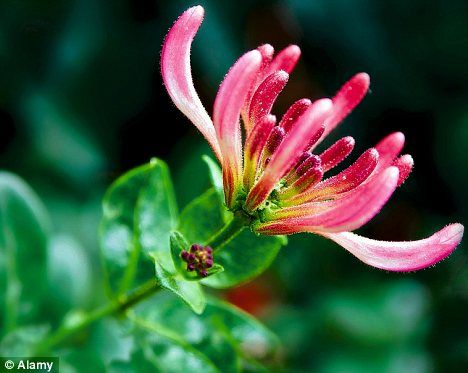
161, 6, 464, 272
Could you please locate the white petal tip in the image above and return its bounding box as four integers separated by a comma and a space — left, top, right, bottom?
316, 98, 333, 111
277, 70, 290, 80
188, 5, 204, 17
249, 49, 263, 62
369, 147, 379, 160
386, 165, 400, 180
441, 223, 464, 246
286, 44, 301, 56
400, 154, 414, 166
392, 131, 405, 143
344, 136, 355, 145
355, 72, 370, 86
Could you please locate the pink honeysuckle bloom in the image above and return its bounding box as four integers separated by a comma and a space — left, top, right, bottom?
161, 6, 464, 272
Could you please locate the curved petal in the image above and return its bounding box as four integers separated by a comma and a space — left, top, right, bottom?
241, 44, 275, 129
213, 49, 262, 207
249, 71, 289, 125
306, 125, 326, 151
257, 166, 399, 233
243, 45, 300, 134
279, 98, 312, 133
393, 154, 414, 186
318, 73, 370, 144
374, 131, 405, 172
161, 6, 221, 160
245, 99, 333, 211
319, 136, 355, 172
264, 45, 301, 77
321, 224, 464, 271
257, 44, 275, 69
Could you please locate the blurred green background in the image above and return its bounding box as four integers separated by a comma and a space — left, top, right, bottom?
1, 0, 467, 371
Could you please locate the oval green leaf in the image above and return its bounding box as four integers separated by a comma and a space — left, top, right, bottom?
0, 172, 50, 335
100, 159, 205, 313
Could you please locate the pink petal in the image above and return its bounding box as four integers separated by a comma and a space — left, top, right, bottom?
306, 125, 326, 151
258, 166, 399, 233
374, 131, 405, 173
242, 45, 300, 134
213, 49, 262, 207
319, 136, 355, 172
279, 98, 312, 133
243, 115, 276, 189
241, 44, 275, 129
161, 6, 221, 160
245, 99, 333, 211
285, 148, 379, 205
321, 224, 464, 271
264, 45, 301, 77
257, 44, 275, 68
392, 154, 414, 186
249, 71, 289, 126
319, 73, 370, 143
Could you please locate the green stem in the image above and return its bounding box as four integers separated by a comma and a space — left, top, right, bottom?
206, 211, 251, 250
35, 279, 160, 354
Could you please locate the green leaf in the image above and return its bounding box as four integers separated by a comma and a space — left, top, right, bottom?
179, 189, 224, 244
152, 256, 206, 314
202, 155, 230, 223
201, 155, 223, 196
59, 318, 133, 372
134, 293, 280, 372
100, 162, 159, 295
131, 316, 220, 373
134, 160, 206, 313
0, 325, 50, 357
63, 316, 217, 372
48, 234, 94, 313
134, 159, 178, 269
203, 231, 285, 289
170, 231, 224, 281
100, 159, 205, 313
207, 297, 280, 358
170, 231, 190, 275
0, 172, 51, 335
178, 189, 286, 288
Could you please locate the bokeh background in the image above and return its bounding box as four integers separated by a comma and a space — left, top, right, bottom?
1, 0, 467, 371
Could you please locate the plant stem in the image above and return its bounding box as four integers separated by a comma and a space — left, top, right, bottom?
206, 211, 251, 251
35, 279, 160, 354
